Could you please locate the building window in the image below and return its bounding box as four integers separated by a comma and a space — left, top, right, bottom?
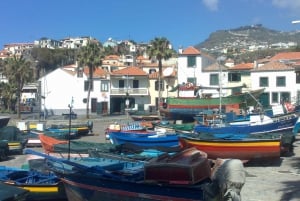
259, 77, 268, 87
101, 66, 108, 71
187, 56, 196, 67
149, 69, 156, 74
228, 72, 241, 82
280, 92, 290, 103
272, 92, 279, 103
210, 74, 219, 86
84, 80, 93, 91
187, 77, 196, 85
276, 76, 286, 87
133, 80, 139, 88
155, 81, 164, 91
111, 66, 118, 72
101, 81, 109, 92
296, 72, 300, 83
119, 80, 125, 88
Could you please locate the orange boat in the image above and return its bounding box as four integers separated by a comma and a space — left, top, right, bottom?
179, 136, 281, 161
39, 134, 68, 153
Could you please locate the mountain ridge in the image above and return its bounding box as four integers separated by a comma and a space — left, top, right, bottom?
195, 24, 300, 53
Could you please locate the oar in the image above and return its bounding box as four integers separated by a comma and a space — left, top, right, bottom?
24, 149, 142, 180
24, 149, 105, 173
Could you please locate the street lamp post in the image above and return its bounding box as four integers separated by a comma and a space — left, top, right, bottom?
67, 97, 74, 160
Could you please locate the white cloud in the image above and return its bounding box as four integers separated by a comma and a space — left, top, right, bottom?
272, 0, 300, 11
202, 0, 219, 11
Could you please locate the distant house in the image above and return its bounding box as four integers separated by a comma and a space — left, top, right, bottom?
177, 46, 217, 97
251, 61, 296, 107
110, 66, 149, 114
227, 62, 254, 93
34, 38, 62, 49
38, 65, 109, 116
4, 43, 34, 56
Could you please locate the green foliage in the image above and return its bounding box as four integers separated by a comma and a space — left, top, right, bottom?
30, 47, 76, 78
2, 55, 34, 118
147, 37, 174, 75
76, 41, 104, 119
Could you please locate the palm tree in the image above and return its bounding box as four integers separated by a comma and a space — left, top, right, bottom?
3, 55, 33, 118
147, 37, 173, 117
77, 41, 103, 119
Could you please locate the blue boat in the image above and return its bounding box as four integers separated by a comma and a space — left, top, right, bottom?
194, 112, 298, 135
108, 131, 180, 147
24, 148, 246, 201
0, 160, 66, 201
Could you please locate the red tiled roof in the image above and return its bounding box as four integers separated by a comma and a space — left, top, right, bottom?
182, 46, 201, 55
104, 55, 119, 60
270, 52, 300, 61
111, 66, 147, 76
149, 68, 176, 79
136, 55, 147, 60
230, 63, 253, 70
252, 61, 294, 71
83, 67, 108, 77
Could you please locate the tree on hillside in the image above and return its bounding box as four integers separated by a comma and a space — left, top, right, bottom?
29, 48, 76, 79
77, 41, 104, 118
147, 37, 174, 117
3, 55, 34, 118
0, 82, 17, 112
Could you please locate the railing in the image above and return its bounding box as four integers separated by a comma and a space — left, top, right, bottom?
110, 88, 148, 96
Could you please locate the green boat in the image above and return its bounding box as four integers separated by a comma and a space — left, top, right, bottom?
160, 88, 264, 121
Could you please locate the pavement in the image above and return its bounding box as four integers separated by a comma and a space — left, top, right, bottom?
1, 114, 300, 201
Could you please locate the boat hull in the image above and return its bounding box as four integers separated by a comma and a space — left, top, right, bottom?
194, 113, 298, 135
160, 89, 264, 120
179, 137, 281, 161
0, 116, 10, 129
0, 165, 66, 201
108, 131, 179, 147
61, 173, 205, 201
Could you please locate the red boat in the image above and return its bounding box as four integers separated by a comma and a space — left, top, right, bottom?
144, 147, 211, 184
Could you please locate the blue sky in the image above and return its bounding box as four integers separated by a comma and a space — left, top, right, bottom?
2, 0, 300, 50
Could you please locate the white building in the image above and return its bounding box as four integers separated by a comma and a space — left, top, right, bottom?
38, 65, 110, 116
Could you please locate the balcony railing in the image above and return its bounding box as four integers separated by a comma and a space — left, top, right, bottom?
111, 88, 148, 96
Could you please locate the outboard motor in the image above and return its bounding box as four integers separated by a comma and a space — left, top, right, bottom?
87, 121, 93, 133
203, 159, 246, 201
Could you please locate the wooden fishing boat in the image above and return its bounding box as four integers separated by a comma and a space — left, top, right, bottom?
144, 147, 211, 185
178, 135, 281, 161
45, 121, 93, 136
154, 121, 195, 132
0, 116, 10, 129
160, 88, 265, 121
39, 134, 179, 161
108, 131, 180, 147
194, 105, 299, 135
0, 160, 66, 201
24, 148, 245, 201
0, 182, 29, 201
0, 126, 28, 154
39, 134, 68, 153
130, 115, 161, 121
0, 141, 9, 161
